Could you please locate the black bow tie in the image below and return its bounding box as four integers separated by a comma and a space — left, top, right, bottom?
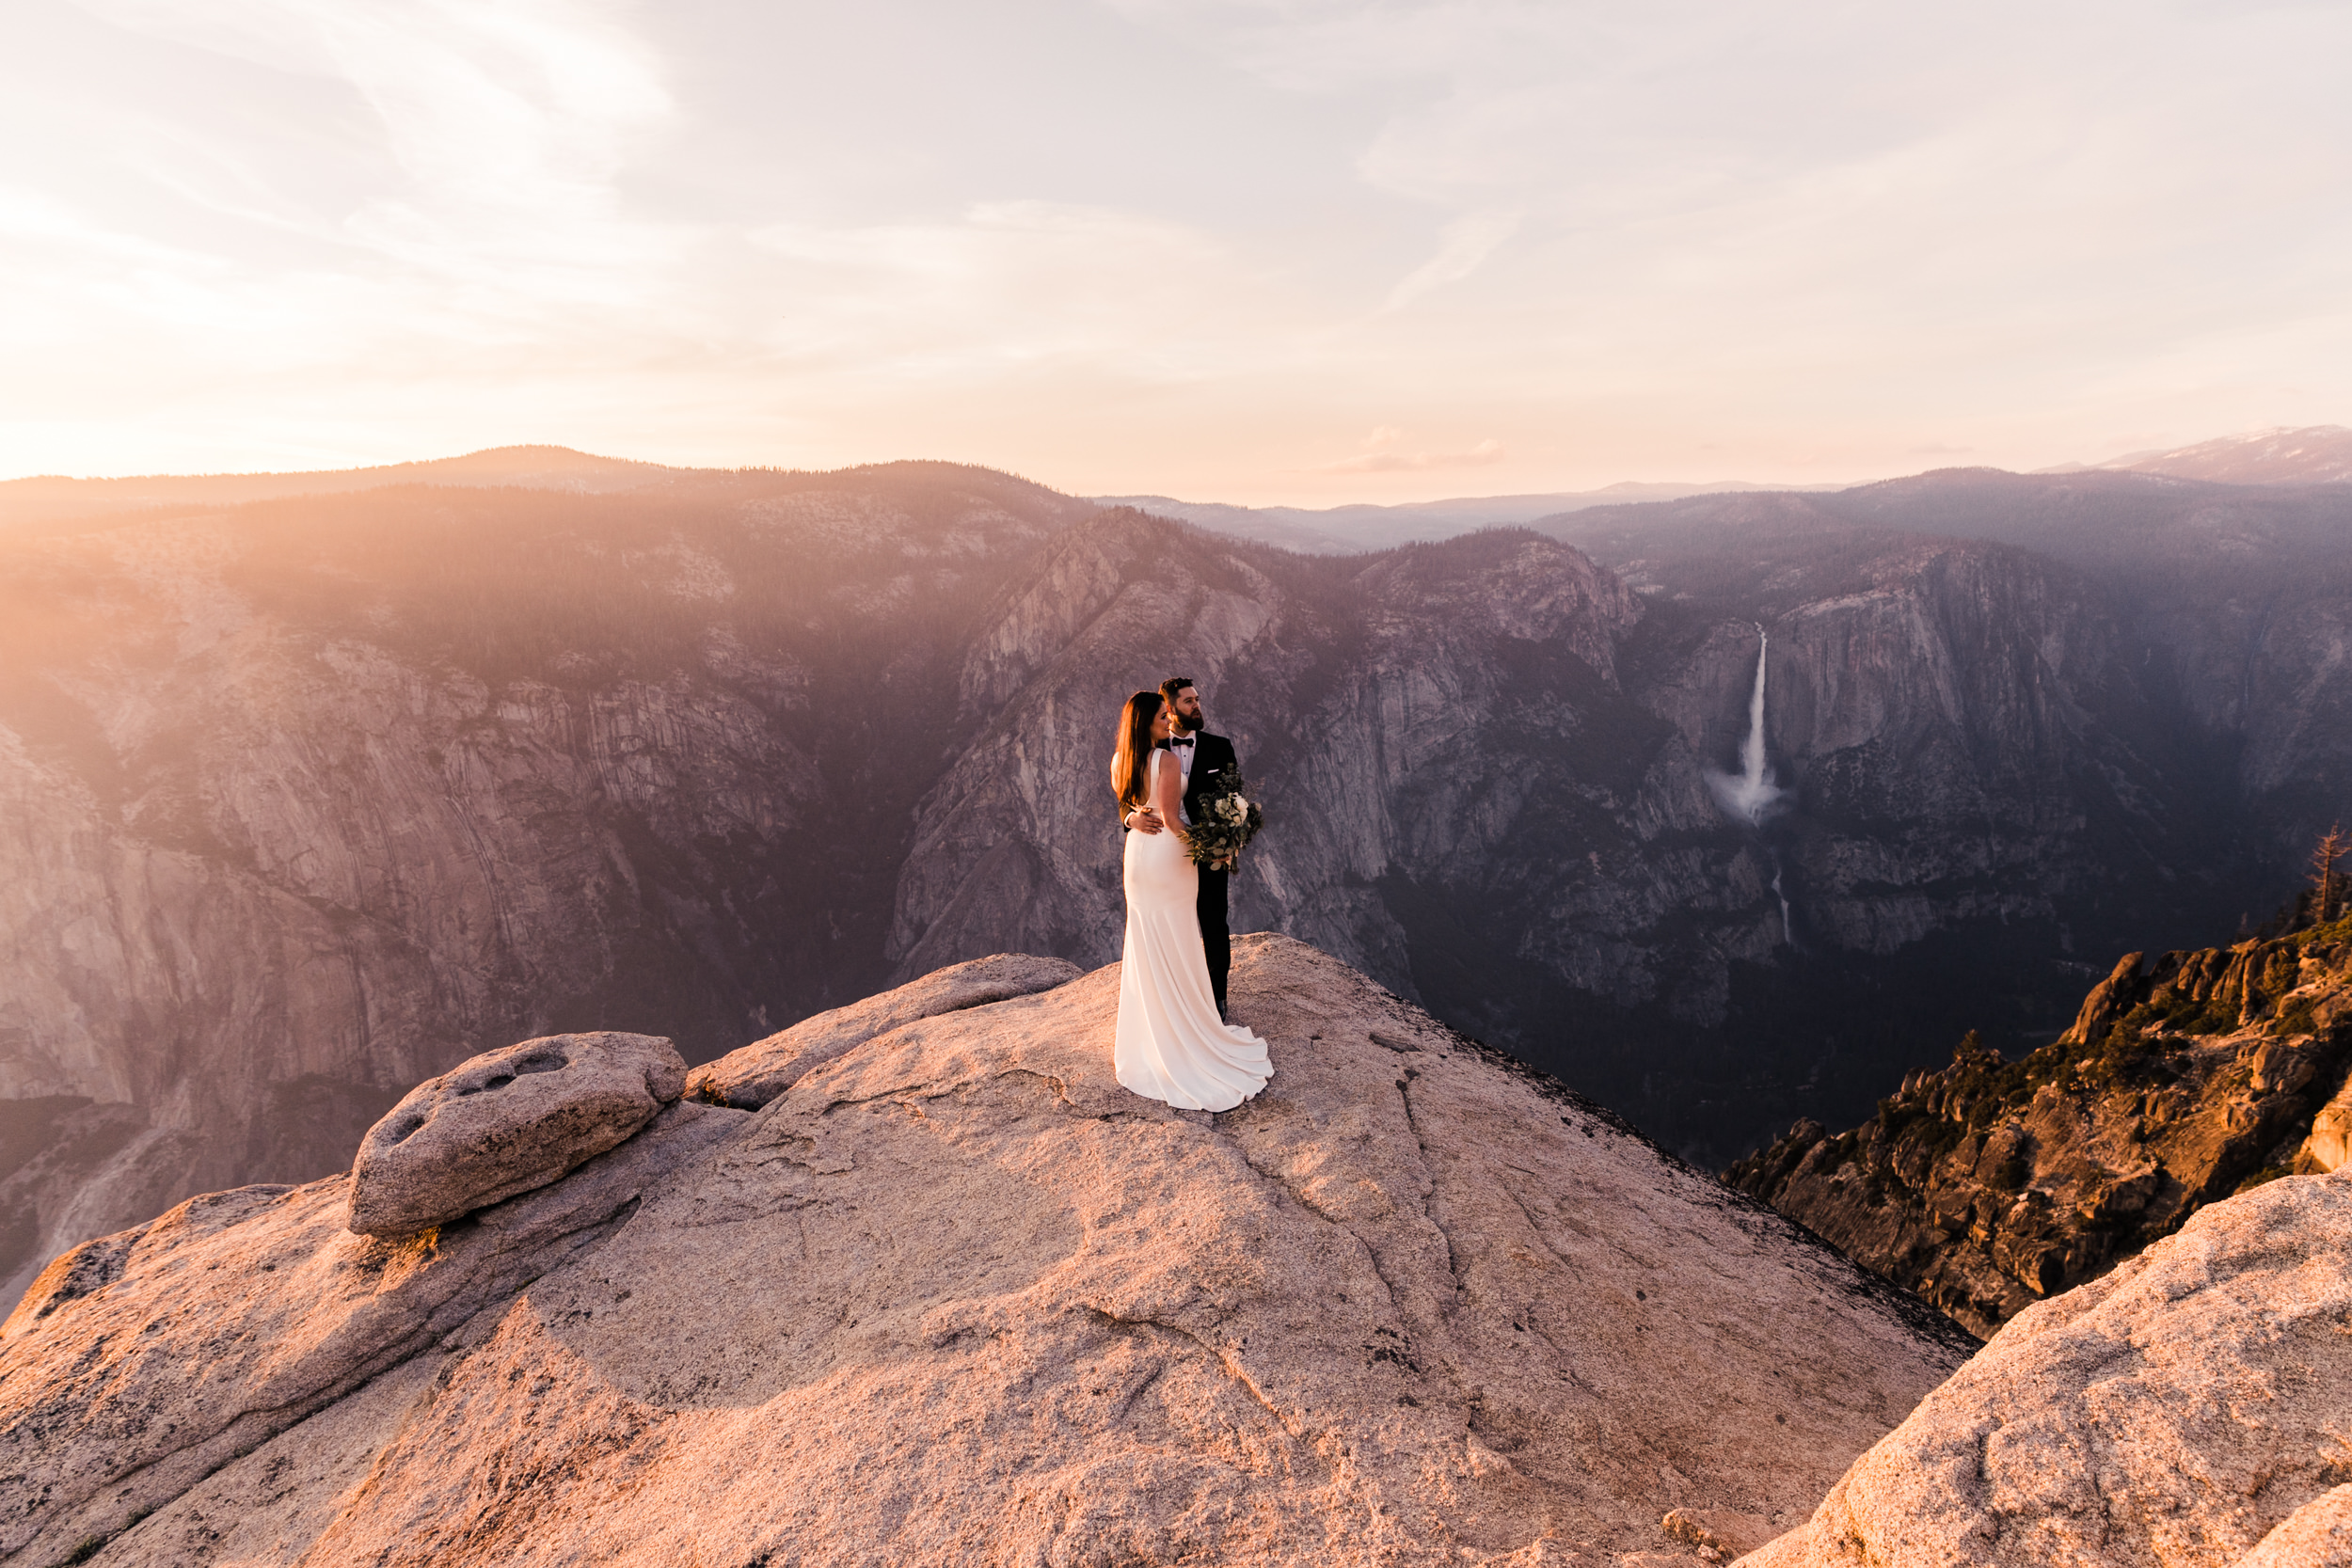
1170, 736, 1195, 748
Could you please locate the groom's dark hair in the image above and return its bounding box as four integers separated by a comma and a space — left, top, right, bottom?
1159, 676, 1195, 702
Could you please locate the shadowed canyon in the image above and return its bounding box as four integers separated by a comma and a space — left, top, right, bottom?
4, 451, 2351, 1319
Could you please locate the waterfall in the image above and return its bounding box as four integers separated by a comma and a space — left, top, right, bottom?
1771, 863, 1796, 948
1707, 626, 1788, 826
1706, 626, 1798, 946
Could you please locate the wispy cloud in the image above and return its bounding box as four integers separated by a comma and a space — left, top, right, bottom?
1383, 207, 1522, 310
62, 0, 680, 293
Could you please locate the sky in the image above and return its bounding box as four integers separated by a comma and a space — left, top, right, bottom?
4, 0, 2349, 504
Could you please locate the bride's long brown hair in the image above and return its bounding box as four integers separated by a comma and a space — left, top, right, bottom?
1110, 689, 1165, 816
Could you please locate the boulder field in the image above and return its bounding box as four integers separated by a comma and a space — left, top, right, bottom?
3, 936, 1969, 1567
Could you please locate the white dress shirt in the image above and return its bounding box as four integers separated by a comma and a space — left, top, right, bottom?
1168, 736, 1197, 823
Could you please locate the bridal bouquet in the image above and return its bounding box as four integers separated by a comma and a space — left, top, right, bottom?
1185, 773, 1264, 871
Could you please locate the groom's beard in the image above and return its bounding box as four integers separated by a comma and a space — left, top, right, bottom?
1172, 710, 1204, 735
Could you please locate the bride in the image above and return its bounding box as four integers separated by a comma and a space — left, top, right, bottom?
1109, 689, 1274, 1111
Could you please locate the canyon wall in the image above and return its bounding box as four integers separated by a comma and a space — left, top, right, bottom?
891, 501, 2249, 1164
0, 468, 1091, 1307
4, 461, 2346, 1311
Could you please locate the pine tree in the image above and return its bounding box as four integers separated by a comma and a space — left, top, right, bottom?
2312, 824, 2349, 927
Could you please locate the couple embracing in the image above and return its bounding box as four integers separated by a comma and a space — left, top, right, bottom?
1108, 677, 1274, 1112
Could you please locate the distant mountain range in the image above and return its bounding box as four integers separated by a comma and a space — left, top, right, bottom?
0, 445, 675, 523
1086, 483, 1844, 554
1109, 425, 2352, 554
7, 423, 2341, 543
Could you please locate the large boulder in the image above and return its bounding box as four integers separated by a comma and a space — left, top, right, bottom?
348, 1031, 687, 1236
684, 951, 1081, 1109
2239, 1487, 2352, 1567
0, 936, 1969, 1567
1742, 1166, 2352, 1567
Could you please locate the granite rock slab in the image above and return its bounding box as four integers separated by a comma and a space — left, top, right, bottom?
684, 952, 1081, 1109
1, 937, 1969, 1566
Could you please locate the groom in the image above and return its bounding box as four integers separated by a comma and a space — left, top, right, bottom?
1127, 675, 1239, 1018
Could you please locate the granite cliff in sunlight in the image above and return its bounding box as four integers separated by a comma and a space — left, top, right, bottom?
1726, 913, 2352, 1338
1749, 1162, 2352, 1568
11, 939, 2345, 1568
0, 938, 1974, 1568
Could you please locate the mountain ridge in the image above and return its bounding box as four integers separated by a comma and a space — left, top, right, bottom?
2064, 423, 2352, 484
0, 446, 683, 523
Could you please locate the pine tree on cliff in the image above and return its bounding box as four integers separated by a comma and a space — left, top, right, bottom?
2314, 824, 2348, 926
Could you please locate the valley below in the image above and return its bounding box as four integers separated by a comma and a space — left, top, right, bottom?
4, 451, 2350, 1315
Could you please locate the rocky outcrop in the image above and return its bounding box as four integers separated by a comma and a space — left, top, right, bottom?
348, 1031, 686, 1236
2238, 1488, 2352, 1568
1726, 918, 2352, 1336
684, 952, 1081, 1109
1, 1101, 741, 1566
0, 937, 1972, 1566
2304, 1078, 2352, 1173
1743, 1165, 2352, 1568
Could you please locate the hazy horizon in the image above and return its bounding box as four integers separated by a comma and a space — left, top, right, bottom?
7, 2, 2350, 505
8, 425, 2350, 522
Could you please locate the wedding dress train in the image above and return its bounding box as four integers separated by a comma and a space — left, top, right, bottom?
1114, 751, 1274, 1110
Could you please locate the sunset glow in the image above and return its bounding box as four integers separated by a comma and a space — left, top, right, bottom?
6, 0, 2349, 502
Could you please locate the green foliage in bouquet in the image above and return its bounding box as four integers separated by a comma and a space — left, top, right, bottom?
1185, 772, 1265, 871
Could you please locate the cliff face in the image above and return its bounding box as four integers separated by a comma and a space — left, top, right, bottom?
0, 469, 1093, 1307
1725, 917, 2352, 1338
0, 937, 1972, 1568
1559, 467, 2352, 881
1621, 525, 2200, 960
886, 517, 1646, 983
889, 503, 2235, 1167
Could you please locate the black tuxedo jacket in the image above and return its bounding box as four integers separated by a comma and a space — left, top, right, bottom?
1174, 731, 1237, 827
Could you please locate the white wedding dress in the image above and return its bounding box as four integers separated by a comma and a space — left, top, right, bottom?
1114, 750, 1274, 1110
